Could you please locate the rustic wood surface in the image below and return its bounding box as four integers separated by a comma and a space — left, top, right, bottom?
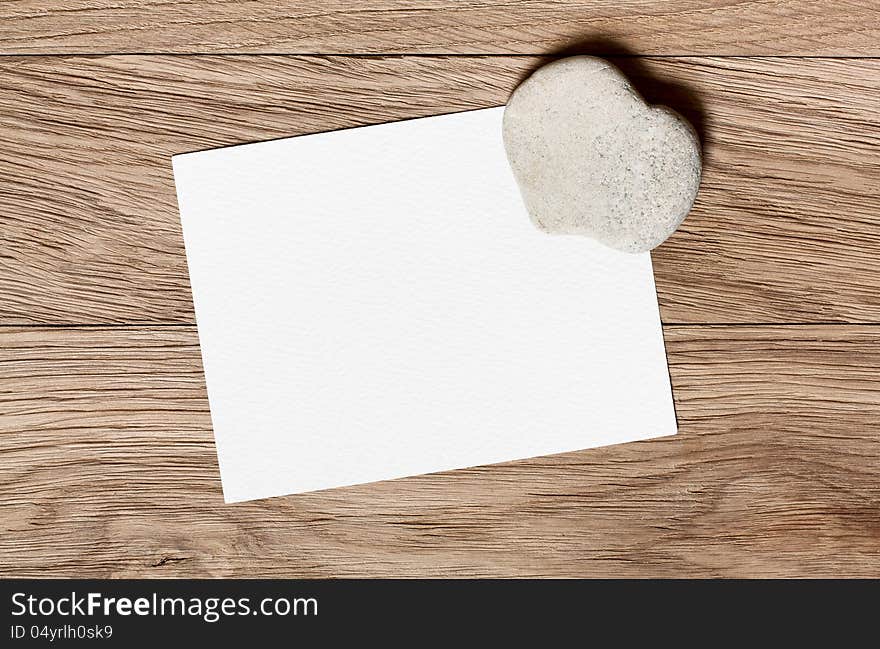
1, 1, 878, 56
2, 55, 878, 325
2, 325, 878, 577
1, 2, 879, 577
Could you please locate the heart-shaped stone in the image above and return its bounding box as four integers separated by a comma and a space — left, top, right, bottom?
503, 56, 702, 253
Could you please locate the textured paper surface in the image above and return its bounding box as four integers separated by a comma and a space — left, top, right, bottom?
172, 107, 677, 503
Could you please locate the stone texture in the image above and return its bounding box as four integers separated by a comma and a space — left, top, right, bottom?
503, 56, 702, 253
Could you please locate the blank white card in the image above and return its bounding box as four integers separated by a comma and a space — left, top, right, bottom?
173, 107, 677, 503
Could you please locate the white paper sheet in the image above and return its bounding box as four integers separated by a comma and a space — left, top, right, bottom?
172, 106, 677, 503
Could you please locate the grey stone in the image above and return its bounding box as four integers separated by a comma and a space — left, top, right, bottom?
502, 56, 702, 253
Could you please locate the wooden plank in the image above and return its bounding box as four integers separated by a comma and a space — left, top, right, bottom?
1, 324, 879, 578
1, 1, 878, 56
1, 55, 878, 325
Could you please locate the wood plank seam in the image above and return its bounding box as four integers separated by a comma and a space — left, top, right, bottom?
2, 54, 880, 58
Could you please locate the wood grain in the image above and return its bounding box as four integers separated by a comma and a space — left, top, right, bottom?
3, 1, 879, 579
1, 1, 878, 56
1, 55, 878, 325
1, 324, 878, 578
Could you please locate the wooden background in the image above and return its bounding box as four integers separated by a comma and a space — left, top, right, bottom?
1, 2, 879, 577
